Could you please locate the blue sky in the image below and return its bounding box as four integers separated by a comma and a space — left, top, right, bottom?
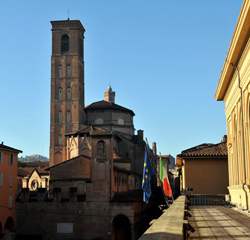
0, 0, 243, 159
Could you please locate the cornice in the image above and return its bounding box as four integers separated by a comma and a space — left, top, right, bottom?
51, 20, 85, 33
215, 0, 250, 101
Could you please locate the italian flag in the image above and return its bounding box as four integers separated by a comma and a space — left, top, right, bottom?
159, 157, 172, 198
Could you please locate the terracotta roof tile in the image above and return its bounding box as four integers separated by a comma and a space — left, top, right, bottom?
17, 168, 30, 177
178, 141, 227, 157
46, 155, 91, 169
85, 100, 135, 116
65, 125, 110, 136
0, 143, 22, 153
111, 190, 143, 202
24, 161, 49, 168
112, 152, 131, 161
18, 167, 49, 176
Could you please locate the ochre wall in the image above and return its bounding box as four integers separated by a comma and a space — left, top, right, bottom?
184, 158, 229, 194
0, 151, 19, 234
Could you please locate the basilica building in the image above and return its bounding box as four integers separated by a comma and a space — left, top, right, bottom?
16, 19, 161, 240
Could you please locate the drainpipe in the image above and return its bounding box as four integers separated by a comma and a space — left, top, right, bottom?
231, 63, 248, 211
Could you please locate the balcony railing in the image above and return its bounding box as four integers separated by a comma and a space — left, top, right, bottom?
187, 195, 225, 206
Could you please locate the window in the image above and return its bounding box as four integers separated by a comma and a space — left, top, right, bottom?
31, 180, 38, 190
9, 195, 13, 209
97, 141, 105, 155
59, 66, 63, 78
0, 152, 3, 163
59, 134, 63, 146
9, 154, 14, 165
61, 35, 69, 53
9, 174, 12, 187
67, 87, 71, 100
118, 119, 124, 125
58, 88, 63, 100
95, 118, 104, 125
59, 111, 63, 123
67, 111, 71, 123
67, 65, 71, 77
0, 173, 3, 186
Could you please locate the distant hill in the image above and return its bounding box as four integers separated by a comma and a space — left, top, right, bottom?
18, 154, 49, 162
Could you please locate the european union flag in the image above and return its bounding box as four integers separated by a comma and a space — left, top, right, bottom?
142, 145, 155, 204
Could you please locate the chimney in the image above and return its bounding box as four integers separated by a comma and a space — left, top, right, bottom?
137, 130, 143, 142
222, 135, 227, 142
152, 142, 157, 155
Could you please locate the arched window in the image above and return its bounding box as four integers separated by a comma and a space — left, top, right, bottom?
67, 65, 71, 77
95, 118, 104, 124
59, 134, 63, 146
61, 35, 69, 53
31, 180, 38, 190
97, 141, 105, 155
67, 111, 71, 123
59, 66, 63, 78
67, 87, 71, 100
59, 111, 63, 123
118, 119, 124, 125
58, 88, 63, 100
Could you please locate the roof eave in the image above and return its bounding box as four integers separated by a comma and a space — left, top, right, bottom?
215, 1, 250, 101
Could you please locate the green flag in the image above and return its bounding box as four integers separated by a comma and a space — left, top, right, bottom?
160, 157, 163, 181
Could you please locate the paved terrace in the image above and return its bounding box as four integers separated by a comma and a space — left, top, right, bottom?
189, 206, 250, 239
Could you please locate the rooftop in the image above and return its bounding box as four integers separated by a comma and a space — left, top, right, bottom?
178, 141, 227, 157
85, 100, 135, 116
0, 143, 22, 153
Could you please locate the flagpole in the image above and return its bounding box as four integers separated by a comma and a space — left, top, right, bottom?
145, 138, 156, 172
142, 139, 156, 204
166, 166, 174, 203
159, 152, 169, 207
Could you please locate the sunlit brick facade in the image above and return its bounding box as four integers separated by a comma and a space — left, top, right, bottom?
0, 143, 22, 239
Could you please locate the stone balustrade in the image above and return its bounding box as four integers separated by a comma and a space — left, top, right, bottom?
138, 195, 188, 240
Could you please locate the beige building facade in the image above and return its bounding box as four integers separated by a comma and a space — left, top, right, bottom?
215, 0, 250, 209
177, 137, 228, 195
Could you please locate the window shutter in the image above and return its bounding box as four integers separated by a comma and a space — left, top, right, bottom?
0, 173, 3, 186
0, 152, 3, 163
9, 154, 11, 164
9, 174, 12, 187
9, 195, 12, 209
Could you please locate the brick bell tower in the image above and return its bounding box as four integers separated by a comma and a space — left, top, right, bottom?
49, 20, 86, 166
